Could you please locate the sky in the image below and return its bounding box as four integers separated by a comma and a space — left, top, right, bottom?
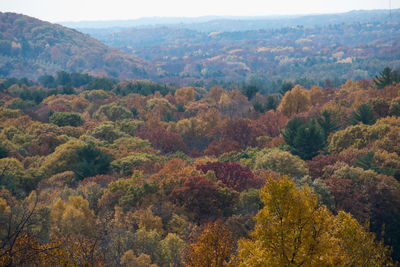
0, 0, 399, 22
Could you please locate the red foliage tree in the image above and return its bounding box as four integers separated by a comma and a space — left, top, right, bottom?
136, 127, 186, 154
169, 176, 237, 221
325, 176, 369, 221
307, 151, 363, 180
203, 139, 241, 157
196, 162, 261, 191
218, 119, 262, 149
254, 110, 288, 137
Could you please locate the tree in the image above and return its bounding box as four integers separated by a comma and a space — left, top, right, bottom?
73, 144, 112, 180
265, 95, 280, 111
131, 229, 162, 263
256, 110, 288, 138
94, 103, 133, 121
280, 81, 294, 95
160, 233, 186, 266
120, 250, 157, 267
237, 176, 394, 266
49, 112, 84, 127
137, 127, 186, 154
203, 139, 241, 157
241, 85, 259, 100
50, 195, 95, 237
328, 122, 389, 153
283, 118, 325, 160
255, 150, 309, 179
197, 162, 259, 192
292, 120, 326, 160
352, 104, 376, 125
170, 176, 237, 221
278, 85, 311, 117
374, 67, 399, 89
282, 117, 303, 147
221, 119, 262, 149
317, 110, 338, 139
175, 87, 195, 105
40, 139, 86, 177
0, 158, 26, 195
184, 220, 233, 267
91, 122, 128, 143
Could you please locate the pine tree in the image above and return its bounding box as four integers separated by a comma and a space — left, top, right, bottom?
292, 120, 325, 160
374, 67, 399, 89
317, 110, 338, 139
352, 104, 376, 125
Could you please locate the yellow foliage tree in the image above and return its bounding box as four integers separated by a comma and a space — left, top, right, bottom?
120, 250, 158, 267
236, 176, 394, 266
184, 220, 233, 267
175, 87, 195, 105
309, 85, 324, 106
50, 195, 95, 237
278, 85, 311, 117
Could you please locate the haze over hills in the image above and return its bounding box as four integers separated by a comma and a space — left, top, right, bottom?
0, 12, 152, 79
0, 9, 399, 89
70, 9, 400, 89
60, 9, 399, 32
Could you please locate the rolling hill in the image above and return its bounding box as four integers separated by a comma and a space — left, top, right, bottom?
73, 10, 400, 88
0, 12, 153, 79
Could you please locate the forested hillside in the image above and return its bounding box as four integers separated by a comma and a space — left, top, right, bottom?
77, 9, 400, 88
0, 12, 151, 79
0, 68, 399, 265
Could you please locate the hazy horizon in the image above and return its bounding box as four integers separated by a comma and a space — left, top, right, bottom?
0, 0, 398, 22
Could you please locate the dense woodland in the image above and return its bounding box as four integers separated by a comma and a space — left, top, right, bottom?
0, 67, 399, 266
1, 11, 400, 89
88, 19, 400, 88
0, 12, 150, 79
1, 9, 400, 267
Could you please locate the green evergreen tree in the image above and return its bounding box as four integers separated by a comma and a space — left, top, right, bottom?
0, 142, 8, 159
241, 85, 259, 100
373, 67, 399, 89
73, 144, 111, 180
280, 81, 294, 95
292, 120, 325, 160
265, 95, 279, 111
352, 104, 376, 125
282, 117, 303, 147
317, 110, 338, 139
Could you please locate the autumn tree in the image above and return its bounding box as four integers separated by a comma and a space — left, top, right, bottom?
196, 162, 259, 191
184, 220, 234, 267
175, 87, 195, 105
255, 150, 309, 179
137, 127, 186, 154
237, 176, 394, 266
170, 176, 237, 221
278, 85, 311, 117
49, 112, 84, 127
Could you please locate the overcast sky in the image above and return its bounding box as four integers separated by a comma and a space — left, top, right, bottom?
1, 0, 399, 22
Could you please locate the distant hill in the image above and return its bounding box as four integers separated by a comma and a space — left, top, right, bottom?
0, 12, 153, 79
72, 12, 400, 88
61, 9, 399, 32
